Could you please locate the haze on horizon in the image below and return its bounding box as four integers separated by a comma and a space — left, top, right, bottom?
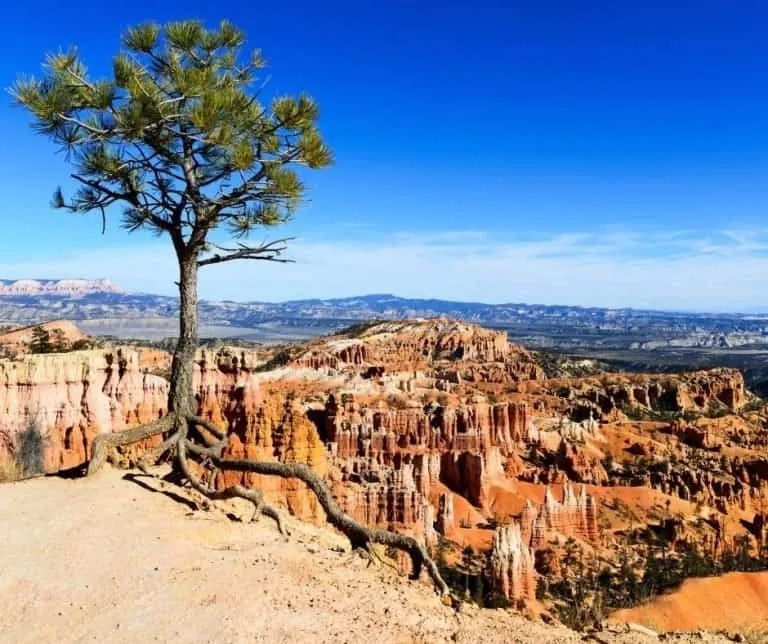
2, 2, 768, 312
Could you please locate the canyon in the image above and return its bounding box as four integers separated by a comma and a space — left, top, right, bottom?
2, 316, 768, 633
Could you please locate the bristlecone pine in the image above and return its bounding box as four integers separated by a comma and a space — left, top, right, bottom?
12, 19, 448, 595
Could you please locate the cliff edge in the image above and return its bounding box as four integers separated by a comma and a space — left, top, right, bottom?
0, 467, 730, 644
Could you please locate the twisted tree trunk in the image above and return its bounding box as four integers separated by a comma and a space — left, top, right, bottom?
88, 248, 198, 474
86, 251, 449, 596
168, 252, 198, 418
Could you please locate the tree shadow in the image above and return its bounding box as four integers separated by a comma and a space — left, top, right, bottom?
122, 471, 198, 511
51, 464, 88, 479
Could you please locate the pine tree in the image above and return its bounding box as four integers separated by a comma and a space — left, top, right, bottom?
11, 19, 448, 596
50, 328, 69, 352
29, 326, 52, 354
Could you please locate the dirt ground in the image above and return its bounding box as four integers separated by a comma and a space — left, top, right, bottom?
0, 467, 734, 644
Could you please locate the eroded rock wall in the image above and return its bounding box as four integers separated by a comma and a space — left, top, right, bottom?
0, 349, 167, 472
521, 482, 599, 548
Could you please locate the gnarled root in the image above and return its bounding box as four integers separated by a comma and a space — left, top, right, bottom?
188, 437, 449, 595
86, 411, 449, 595
177, 436, 289, 536
135, 426, 186, 476
87, 414, 177, 476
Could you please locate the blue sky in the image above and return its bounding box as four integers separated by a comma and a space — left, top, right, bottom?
2, 1, 768, 310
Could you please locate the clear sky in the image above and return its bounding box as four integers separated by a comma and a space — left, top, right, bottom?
2, 1, 768, 311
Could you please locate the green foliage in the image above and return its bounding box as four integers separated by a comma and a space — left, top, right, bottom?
548, 545, 608, 631
386, 394, 408, 410
11, 19, 332, 261
50, 328, 69, 352
29, 326, 72, 353
337, 320, 384, 338
706, 399, 731, 418
742, 398, 767, 414
433, 538, 517, 609
29, 326, 53, 354
254, 348, 293, 372
622, 406, 648, 420
623, 405, 681, 422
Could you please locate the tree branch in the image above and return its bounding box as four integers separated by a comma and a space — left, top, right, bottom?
55, 113, 109, 136
197, 238, 294, 267
70, 174, 175, 233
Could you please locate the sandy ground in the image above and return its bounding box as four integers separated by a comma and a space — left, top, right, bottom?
0, 468, 733, 644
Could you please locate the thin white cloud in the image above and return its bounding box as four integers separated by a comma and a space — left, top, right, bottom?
1, 228, 767, 312
390, 230, 491, 244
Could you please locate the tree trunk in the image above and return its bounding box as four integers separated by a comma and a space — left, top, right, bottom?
168, 253, 198, 418
86, 251, 197, 475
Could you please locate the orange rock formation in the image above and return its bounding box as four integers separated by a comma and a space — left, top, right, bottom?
489, 523, 537, 601
0, 349, 168, 472
3, 317, 766, 623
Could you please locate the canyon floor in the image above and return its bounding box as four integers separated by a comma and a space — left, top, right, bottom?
0, 467, 733, 644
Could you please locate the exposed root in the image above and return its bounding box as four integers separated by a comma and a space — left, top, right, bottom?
135, 460, 157, 477
177, 437, 289, 537
87, 414, 176, 476
248, 498, 263, 522
135, 426, 185, 475
187, 414, 226, 441
259, 503, 288, 535
196, 451, 450, 595
183, 414, 448, 592
367, 543, 402, 573
87, 412, 449, 595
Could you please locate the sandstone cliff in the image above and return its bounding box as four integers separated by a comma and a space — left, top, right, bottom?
0, 349, 167, 472
210, 393, 329, 521
3, 318, 766, 631
0, 346, 267, 474
0, 278, 124, 296
489, 522, 537, 601
522, 481, 599, 548
0, 320, 87, 351
291, 318, 544, 382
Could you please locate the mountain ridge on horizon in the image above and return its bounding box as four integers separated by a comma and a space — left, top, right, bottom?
1, 278, 764, 316
0, 278, 124, 295
0, 278, 768, 317
0, 278, 766, 362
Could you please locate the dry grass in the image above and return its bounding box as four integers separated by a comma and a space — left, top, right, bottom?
0, 453, 21, 482
0, 420, 46, 483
